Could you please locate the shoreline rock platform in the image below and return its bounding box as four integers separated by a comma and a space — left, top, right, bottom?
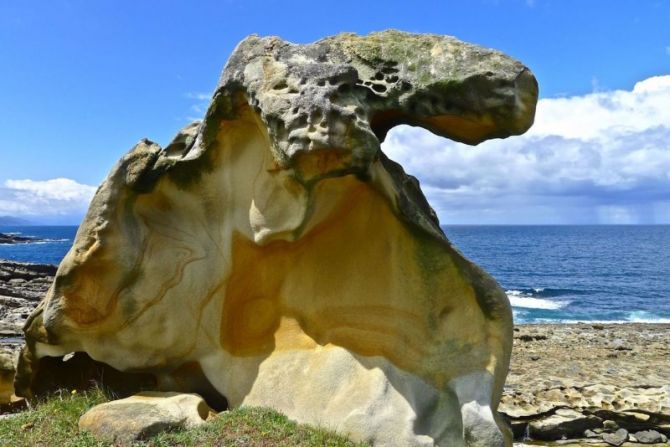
0, 233, 42, 245
1, 259, 669, 445
507, 324, 670, 446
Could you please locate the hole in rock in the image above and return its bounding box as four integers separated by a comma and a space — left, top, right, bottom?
27, 352, 157, 399
272, 80, 288, 90
381, 64, 399, 74
372, 84, 387, 93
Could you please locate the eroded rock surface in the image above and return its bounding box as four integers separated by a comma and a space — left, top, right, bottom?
503, 324, 670, 446
15, 31, 537, 446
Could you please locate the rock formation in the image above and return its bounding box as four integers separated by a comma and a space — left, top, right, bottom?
0, 233, 42, 244
15, 31, 537, 446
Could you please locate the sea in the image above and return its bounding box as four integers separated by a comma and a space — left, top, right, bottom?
1, 225, 669, 325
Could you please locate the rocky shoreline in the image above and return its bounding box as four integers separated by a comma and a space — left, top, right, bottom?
507, 324, 670, 446
0, 233, 43, 244
0, 260, 56, 406
0, 259, 668, 445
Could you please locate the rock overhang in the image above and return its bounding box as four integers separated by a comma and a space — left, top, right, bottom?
15, 30, 537, 447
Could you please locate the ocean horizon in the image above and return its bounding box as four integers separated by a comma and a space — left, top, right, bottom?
2, 224, 669, 325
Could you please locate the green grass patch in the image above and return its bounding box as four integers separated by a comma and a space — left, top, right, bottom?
0, 389, 106, 447
0, 390, 369, 447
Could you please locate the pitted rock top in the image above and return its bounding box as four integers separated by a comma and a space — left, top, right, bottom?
191, 30, 537, 178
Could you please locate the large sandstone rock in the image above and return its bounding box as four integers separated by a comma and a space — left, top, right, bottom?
79, 392, 211, 444
15, 31, 537, 446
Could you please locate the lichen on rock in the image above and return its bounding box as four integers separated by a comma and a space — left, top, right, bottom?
15, 30, 537, 446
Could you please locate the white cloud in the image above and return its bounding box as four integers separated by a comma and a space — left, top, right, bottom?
184, 91, 212, 122
0, 178, 96, 222
381, 75, 670, 224
185, 92, 211, 101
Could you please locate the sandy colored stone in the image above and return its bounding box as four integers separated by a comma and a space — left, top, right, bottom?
16, 31, 538, 447
78, 392, 211, 444
0, 351, 15, 403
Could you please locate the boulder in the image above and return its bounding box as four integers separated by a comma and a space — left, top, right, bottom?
634, 430, 668, 444
15, 31, 537, 447
79, 392, 211, 444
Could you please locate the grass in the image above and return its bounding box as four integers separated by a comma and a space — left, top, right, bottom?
0, 389, 369, 447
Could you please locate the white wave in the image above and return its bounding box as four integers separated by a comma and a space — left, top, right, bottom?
506, 290, 569, 310
626, 311, 670, 323
533, 287, 545, 293
21, 238, 69, 245
520, 316, 670, 324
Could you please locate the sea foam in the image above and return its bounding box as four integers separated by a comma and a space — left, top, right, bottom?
506, 290, 570, 310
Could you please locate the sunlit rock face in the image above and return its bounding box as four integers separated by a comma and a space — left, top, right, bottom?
15, 31, 537, 446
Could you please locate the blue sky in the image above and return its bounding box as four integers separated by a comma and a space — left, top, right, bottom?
1, 0, 669, 224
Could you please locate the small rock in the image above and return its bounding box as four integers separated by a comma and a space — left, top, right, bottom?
610, 339, 631, 351
518, 334, 548, 342
584, 429, 600, 438
634, 430, 667, 444
592, 324, 605, 330
79, 392, 213, 445
530, 355, 540, 361
603, 419, 619, 430
602, 428, 628, 446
